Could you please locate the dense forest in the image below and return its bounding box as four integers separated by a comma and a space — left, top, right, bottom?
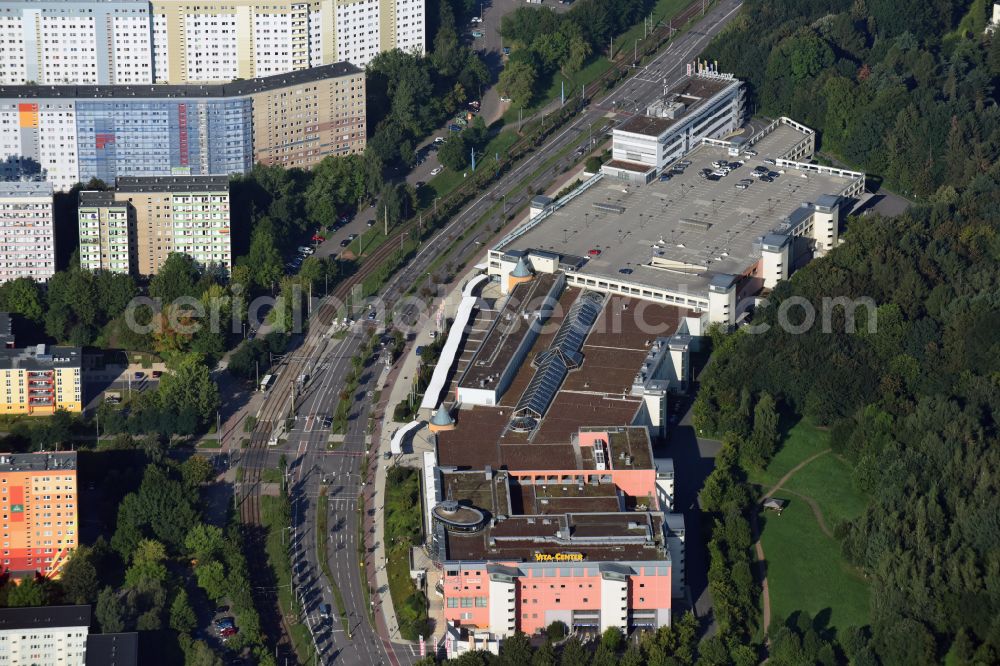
498, 0, 656, 106
703, 0, 1000, 197
691, 0, 1000, 663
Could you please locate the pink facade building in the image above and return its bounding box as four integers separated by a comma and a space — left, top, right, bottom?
431, 426, 680, 638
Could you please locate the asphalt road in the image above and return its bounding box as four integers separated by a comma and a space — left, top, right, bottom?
237, 327, 418, 666
241, 1, 746, 662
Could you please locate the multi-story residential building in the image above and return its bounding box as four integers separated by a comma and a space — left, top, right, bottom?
78, 192, 133, 274
0, 345, 82, 416
0, 62, 366, 192
0, 605, 89, 664
0, 1, 154, 86
0, 451, 78, 579
0, 182, 56, 284
0, 0, 424, 85
0, 605, 139, 665
80, 176, 231, 275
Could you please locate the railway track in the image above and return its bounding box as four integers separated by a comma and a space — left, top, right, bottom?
238, 0, 716, 533
234, 0, 721, 658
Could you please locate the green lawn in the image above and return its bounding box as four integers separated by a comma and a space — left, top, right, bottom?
781, 452, 868, 530
426, 129, 520, 199
502, 0, 695, 124
261, 467, 283, 484
748, 417, 831, 490
759, 501, 870, 633
260, 495, 313, 663
612, 0, 693, 59
383, 467, 428, 641
752, 420, 872, 633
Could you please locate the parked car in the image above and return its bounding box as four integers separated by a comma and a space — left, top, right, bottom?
618, 268, 634, 275
320, 604, 332, 620
500, 96, 511, 102
339, 238, 351, 248
471, 30, 484, 37
658, 173, 672, 182
430, 166, 443, 176
367, 219, 376, 227
588, 248, 602, 256
502, 46, 511, 55
151, 370, 162, 379
367, 310, 377, 321
134, 372, 144, 380
434, 136, 445, 143
448, 124, 462, 132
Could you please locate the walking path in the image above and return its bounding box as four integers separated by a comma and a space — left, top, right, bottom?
751, 448, 832, 635
759, 449, 831, 500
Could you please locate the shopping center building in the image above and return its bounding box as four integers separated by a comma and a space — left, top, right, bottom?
488, 113, 865, 327
414, 273, 695, 640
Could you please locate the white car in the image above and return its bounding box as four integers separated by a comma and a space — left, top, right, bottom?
471, 16, 482, 22
430, 166, 443, 176
433, 136, 445, 143
500, 96, 511, 103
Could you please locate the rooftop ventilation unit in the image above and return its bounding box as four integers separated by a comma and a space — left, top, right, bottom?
593, 202, 625, 214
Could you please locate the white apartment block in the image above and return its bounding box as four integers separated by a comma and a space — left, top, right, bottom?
0, 605, 138, 666
0, 621, 87, 664
0, 1, 154, 86
0, 0, 426, 85
0, 182, 56, 284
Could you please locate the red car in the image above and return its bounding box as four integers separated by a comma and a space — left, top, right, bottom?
220, 627, 238, 638
588, 248, 602, 256
312, 233, 326, 242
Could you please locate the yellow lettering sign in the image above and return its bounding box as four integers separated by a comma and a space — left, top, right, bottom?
533, 552, 584, 562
